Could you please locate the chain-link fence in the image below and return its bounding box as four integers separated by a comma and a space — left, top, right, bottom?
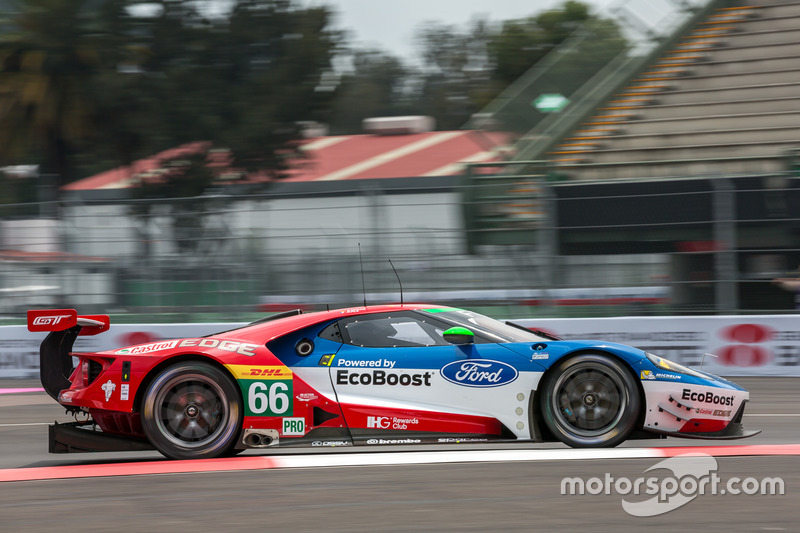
1, 171, 799, 322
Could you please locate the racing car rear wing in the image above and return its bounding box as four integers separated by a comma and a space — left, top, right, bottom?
27, 309, 110, 400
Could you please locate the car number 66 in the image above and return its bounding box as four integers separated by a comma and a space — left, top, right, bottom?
248, 381, 290, 415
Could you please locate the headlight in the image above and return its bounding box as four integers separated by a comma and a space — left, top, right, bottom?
645, 352, 708, 379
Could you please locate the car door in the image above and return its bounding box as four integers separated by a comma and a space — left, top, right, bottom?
327, 311, 543, 443
261, 320, 350, 445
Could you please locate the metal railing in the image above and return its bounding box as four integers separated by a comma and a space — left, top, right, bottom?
2, 170, 800, 322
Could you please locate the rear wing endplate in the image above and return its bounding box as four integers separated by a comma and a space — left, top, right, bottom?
27, 309, 110, 400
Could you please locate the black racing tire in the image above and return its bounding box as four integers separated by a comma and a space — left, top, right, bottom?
141, 361, 242, 460
541, 353, 640, 448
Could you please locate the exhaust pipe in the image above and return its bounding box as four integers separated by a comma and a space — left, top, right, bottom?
242, 429, 278, 448
243, 433, 272, 447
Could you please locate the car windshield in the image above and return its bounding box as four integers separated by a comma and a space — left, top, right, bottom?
420, 308, 550, 343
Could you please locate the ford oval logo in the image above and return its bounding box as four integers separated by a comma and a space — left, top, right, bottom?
440, 359, 518, 388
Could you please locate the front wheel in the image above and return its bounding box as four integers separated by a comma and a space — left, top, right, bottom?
141, 361, 242, 459
541, 354, 640, 448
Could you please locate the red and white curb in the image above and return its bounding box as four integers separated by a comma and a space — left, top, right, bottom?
1, 444, 799, 483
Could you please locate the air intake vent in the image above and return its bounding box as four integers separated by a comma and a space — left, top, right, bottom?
87, 360, 103, 385
313, 406, 340, 426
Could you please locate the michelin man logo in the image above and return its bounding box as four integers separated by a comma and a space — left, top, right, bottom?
101, 380, 116, 401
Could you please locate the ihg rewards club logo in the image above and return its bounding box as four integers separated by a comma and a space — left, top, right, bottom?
561, 453, 784, 517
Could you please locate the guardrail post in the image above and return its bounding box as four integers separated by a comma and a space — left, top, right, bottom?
713, 178, 738, 313
540, 180, 559, 312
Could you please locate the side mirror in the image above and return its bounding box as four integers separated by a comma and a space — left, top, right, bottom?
443, 326, 474, 345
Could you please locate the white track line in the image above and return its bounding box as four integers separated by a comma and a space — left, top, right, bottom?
3, 444, 800, 483
4, 444, 800, 483
274, 447, 659, 470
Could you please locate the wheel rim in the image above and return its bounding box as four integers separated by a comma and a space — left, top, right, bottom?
550, 361, 628, 438
152, 372, 230, 449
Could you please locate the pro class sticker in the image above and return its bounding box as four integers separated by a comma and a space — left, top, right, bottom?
282, 417, 305, 436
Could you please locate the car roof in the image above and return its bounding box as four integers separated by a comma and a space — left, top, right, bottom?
220, 304, 456, 342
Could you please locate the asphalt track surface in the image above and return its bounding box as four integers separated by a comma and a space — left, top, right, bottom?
1, 377, 798, 532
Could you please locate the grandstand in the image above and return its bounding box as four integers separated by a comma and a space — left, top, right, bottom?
546, 0, 800, 180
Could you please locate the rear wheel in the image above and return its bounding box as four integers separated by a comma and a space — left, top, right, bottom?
141, 362, 242, 459
541, 354, 639, 448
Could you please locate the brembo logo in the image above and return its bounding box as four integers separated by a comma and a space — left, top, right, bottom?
440, 359, 518, 388
32, 315, 71, 326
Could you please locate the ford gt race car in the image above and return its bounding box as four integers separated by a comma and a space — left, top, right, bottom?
28, 305, 758, 460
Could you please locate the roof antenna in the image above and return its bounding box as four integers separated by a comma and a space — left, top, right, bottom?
700, 352, 718, 371
358, 243, 367, 307
388, 259, 403, 306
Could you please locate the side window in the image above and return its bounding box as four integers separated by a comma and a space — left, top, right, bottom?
318, 321, 343, 343
339, 313, 450, 347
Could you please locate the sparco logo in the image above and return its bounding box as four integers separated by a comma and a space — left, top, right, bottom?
681, 389, 735, 406
440, 359, 518, 388
32, 315, 71, 326
336, 370, 432, 386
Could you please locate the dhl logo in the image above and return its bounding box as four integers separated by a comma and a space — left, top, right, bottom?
227, 365, 293, 380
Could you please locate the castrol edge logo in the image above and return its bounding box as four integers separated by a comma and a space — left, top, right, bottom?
115, 338, 260, 356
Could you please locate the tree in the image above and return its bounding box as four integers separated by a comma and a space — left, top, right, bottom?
118, 0, 344, 257
327, 1, 622, 134
114, 0, 343, 181
0, 0, 126, 189
329, 49, 413, 135
328, 20, 495, 134
487, 0, 593, 86
407, 1, 627, 132
413, 20, 494, 130
218, 1, 342, 177
0, 0, 343, 194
